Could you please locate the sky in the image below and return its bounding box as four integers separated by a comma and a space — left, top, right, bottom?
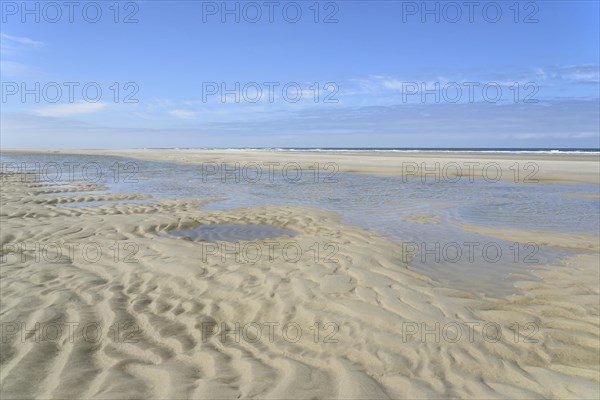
1, 0, 599, 148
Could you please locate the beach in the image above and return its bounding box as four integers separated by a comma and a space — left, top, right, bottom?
5, 148, 599, 184
1, 149, 599, 399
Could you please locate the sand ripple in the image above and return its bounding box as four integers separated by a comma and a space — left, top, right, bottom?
1, 172, 598, 399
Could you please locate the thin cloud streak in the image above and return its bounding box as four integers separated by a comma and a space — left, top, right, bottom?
32, 102, 108, 117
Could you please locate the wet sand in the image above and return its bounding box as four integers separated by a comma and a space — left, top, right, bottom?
1, 150, 599, 399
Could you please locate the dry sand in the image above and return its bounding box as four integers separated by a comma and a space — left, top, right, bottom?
1, 150, 599, 399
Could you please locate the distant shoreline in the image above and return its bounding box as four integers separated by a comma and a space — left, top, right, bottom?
2, 148, 599, 184
3, 147, 600, 155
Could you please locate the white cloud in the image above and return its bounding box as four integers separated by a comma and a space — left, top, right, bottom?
0, 33, 44, 47
0, 33, 43, 48
33, 102, 108, 117
1, 34, 44, 77
534, 65, 599, 84
357, 75, 539, 94
0, 60, 40, 76
561, 65, 599, 83
169, 109, 198, 119
501, 132, 598, 139
380, 78, 405, 90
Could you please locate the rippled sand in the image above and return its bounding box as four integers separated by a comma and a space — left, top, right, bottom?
1, 169, 599, 399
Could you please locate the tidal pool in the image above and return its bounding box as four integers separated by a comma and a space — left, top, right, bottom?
169, 224, 298, 242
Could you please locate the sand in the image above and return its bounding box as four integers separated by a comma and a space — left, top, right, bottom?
1, 150, 599, 399
457, 223, 600, 252
4, 148, 600, 184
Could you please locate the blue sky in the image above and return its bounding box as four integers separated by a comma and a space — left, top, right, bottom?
1, 0, 599, 148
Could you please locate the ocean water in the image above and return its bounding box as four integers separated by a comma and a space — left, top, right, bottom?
145, 147, 600, 154
3, 152, 598, 296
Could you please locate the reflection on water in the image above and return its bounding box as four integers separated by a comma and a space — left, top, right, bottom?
3, 152, 598, 296
169, 224, 297, 242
